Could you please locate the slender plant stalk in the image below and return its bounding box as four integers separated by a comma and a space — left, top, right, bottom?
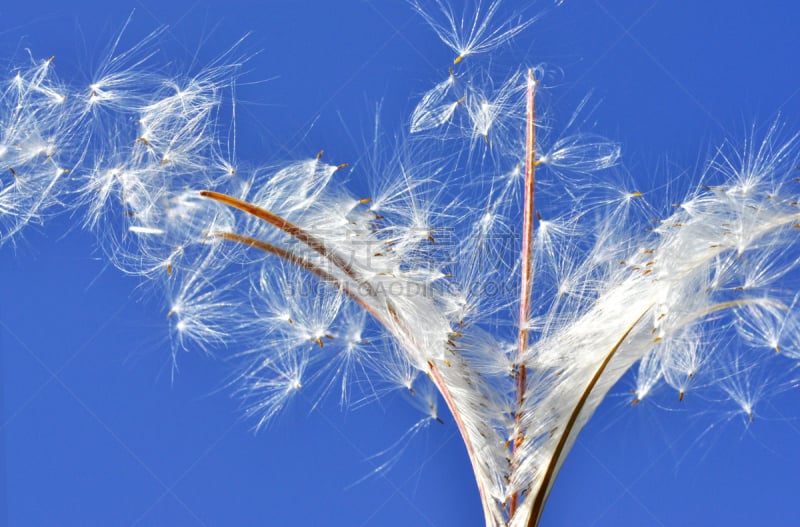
427, 361, 495, 523
524, 308, 652, 527
200, 190, 376, 297
208, 198, 496, 522
521, 296, 777, 526
509, 67, 537, 518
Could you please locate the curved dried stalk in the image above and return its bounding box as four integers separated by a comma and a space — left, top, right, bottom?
205, 194, 498, 524
522, 307, 652, 527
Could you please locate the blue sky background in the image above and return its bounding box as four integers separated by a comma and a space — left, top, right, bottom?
2, 1, 800, 526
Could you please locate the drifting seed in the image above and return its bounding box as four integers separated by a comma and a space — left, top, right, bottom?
435, 416, 444, 424
136, 137, 151, 147
9, 167, 17, 177
657, 313, 666, 321
456, 95, 466, 105
645, 261, 654, 266
336, 163, 348, 170
166, 263, 172, 275
444, 359, 452, 367
642, 269, 652, 276
653, 337, 662, 343
793, 224, 800, 229
454, 55, 464, 64
631, 398, 641, 406
775, 344, 781, 353
358, 198, 371, 204
316, 150, 324, 160
47, 55, 55, 63
536, 211, 542, 222
643, 249, 654, 254
315, 337, 324, 348
749, 411, 754, 423
678, 391, 684, 402
630, 191, 643, 197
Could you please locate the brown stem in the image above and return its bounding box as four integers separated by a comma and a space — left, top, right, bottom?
510, 68, 538, 517
427, 361, 496, 525
200, 190, 377, 297
206, 194, 506, 523
525, 307, 652, 527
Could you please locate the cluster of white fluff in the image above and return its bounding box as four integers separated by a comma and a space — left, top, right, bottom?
0, 55, 74, 243
2, 3, 799, 526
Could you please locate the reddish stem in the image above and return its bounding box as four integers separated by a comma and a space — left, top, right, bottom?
510, 68, 537, 518
200, 190, 376, 297
208, 196, 500, 520
427, 361, 495, 523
